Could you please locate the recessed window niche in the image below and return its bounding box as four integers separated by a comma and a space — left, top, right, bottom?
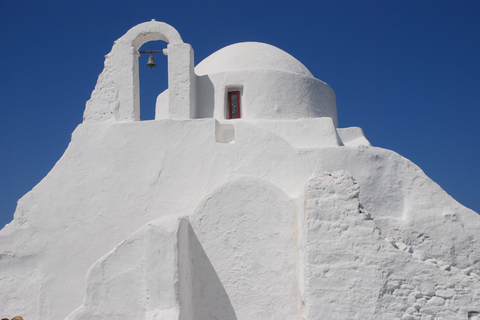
226, 87, 243, 119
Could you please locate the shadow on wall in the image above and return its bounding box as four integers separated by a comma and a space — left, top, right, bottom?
188, 222, 237, 320
196, 75, 215, 119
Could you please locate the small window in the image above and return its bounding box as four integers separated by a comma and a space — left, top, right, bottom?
227, 91, 241, 119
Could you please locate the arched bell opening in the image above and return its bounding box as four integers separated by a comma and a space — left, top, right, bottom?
83, 21, 193, 122
137, 40, 168, 121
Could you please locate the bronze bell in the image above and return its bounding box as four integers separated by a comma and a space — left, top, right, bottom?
146, 53, 157, 68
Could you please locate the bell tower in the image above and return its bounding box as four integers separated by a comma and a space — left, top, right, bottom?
83, 20, 196, 122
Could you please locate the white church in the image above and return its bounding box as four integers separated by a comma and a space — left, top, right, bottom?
1, 20, 479, 320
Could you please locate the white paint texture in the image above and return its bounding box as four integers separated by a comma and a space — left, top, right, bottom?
304, 171, 480, 319
1, 21, 479, 319
194, 42, 338, 125
83, 20, 194, 121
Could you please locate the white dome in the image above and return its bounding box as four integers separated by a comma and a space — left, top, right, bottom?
195, 42, 314, 77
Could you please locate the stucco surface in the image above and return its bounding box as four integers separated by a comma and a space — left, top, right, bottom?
193, 42, 338, 125
1, 21, 479, 320
195, 42, 313, 77
83, 20, 195, 122
1, 119, 479, 319
305, 171, 480, 319
188, 177, 298, 319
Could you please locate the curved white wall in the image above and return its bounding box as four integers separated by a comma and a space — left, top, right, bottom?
196, 69, 338, 126
192, 42, 337, 125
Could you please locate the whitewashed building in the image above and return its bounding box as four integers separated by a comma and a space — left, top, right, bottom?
1, 21, 479, 320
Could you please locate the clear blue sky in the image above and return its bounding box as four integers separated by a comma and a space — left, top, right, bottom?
1, 0, 479, 227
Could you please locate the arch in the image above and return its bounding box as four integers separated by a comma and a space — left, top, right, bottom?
84, 20, 196, 122
129, 21, 183, 48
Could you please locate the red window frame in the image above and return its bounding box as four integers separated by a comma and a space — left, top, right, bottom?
228, 91, 241, 119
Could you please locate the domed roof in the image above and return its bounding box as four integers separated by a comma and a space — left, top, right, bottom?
195, 42, 314, 77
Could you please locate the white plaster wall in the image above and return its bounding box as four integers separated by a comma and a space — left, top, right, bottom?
337, 126, 371, 146
65, 216, 190, 320
1, 22, 480, 320
1, 119, 479, 319
188, 177, 299, 319
195, 42, 314, 78
63, 168, 480, 320
166, 43, 196, 119
304, 171, 480, 319
157, 41, 337, 123
83, 20, 195, 122
195, 70, 337, 125
155, 89, 169, 119
249, 118, 343, 148
66, 177, 299, 320
191, 42, 337, 125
